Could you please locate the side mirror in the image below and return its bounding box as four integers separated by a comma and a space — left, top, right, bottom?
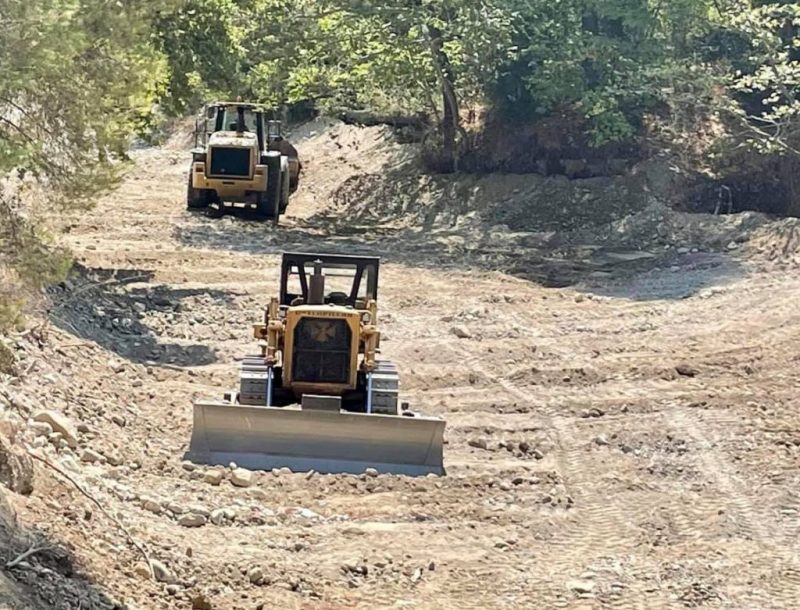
206, 106, 215, 120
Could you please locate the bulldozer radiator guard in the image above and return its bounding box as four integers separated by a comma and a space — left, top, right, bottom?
187, 401, 445, 476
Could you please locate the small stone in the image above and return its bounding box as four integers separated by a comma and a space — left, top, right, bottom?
231, 467, 254, 487
134, 563, 151, 579
105, 452, 124, 466
166, 502, 186, 515
60, 456, 81, 473
166, 584, 180, 595
567, 579, 595, 594
111, 415, 127, 427
364, 467, 379, 478
210, 509, 227, 525
297, 507, 320, 519
187, 504, 210, 518
675, 364, 699, 377
33, 411, 78, 448
468, 438, 488, 450
342, 561, 368, 577
28, 421, 53, 437
593, 435, 609, 446
80, 448, 104, 463
150, 559, 175, 584
181, 460, 196, 472
450, 326, 472, 339
204, 469, 224, 486
498, 481, 512, 492
178, 513, 207, 527
143, 499, 163, 515
248, 566, 264, 584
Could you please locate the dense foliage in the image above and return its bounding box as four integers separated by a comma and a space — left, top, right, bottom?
154, 1, 800, 165
2, 0, 800, 334
0, 0, 172, 333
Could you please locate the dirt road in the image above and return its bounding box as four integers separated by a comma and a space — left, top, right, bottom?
6, 122, 800, 609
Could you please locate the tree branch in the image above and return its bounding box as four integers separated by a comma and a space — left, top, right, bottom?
26, 450, 153, 578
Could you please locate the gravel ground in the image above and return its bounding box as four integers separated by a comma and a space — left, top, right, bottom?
1, 120, 799, 609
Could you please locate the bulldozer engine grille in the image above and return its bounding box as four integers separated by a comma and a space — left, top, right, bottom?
292, 318, 351, 384
209, 147, 250, 177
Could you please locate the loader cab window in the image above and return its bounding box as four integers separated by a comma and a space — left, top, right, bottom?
220, 108, 258, 133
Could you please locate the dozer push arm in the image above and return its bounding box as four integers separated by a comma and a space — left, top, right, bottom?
361, 300, 380, 371
253, 297, 283, 364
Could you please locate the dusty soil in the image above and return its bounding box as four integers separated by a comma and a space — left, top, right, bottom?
2, 119, 800, 609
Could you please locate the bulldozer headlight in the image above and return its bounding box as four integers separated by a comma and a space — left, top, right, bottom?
361, 311, 372, 324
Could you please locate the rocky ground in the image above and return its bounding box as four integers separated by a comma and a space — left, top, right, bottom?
1, 119, 800, 609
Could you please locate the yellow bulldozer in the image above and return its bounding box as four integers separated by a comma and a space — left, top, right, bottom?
187, 101, 301, 223
188, 252, 445, 475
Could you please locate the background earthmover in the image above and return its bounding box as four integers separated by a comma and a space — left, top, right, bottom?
187, 101, 301, 223
188, 252, 445, 476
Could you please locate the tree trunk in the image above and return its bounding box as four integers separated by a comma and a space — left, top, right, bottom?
781, 156, 800, 217
427, 25, 460, 173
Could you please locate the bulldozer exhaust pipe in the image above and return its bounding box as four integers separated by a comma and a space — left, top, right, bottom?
308, 259, 325, 305
236, 106, 246, 135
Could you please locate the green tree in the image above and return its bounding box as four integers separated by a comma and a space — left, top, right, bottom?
0, 0, 171, 333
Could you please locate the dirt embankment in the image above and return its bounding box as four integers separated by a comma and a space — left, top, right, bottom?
0, 118, 800, 609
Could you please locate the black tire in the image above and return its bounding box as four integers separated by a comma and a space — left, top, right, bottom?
279, 157, 291, 213
257, 151, 282, 224
186, 171, 209, 209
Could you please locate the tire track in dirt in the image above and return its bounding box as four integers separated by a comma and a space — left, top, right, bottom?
422, 276, 800, 608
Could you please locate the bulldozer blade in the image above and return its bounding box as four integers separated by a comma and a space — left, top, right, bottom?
187, 400, 446, 476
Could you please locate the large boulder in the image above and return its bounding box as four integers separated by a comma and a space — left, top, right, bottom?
32, 411, 78, 448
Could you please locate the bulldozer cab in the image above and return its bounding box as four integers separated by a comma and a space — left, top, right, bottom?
280, 253, 379, 308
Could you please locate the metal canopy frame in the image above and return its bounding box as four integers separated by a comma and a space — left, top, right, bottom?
279, 252, 380, 307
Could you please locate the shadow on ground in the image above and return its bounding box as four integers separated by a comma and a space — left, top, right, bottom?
0, 490, 122, 610
47, 264, 225, 366
578, 251, 743, 300
173, 213, 745, 301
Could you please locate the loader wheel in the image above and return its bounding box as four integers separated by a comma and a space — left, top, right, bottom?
279, 157, 291, 214
186, 171, 209, 209
257, 151, 281, 224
